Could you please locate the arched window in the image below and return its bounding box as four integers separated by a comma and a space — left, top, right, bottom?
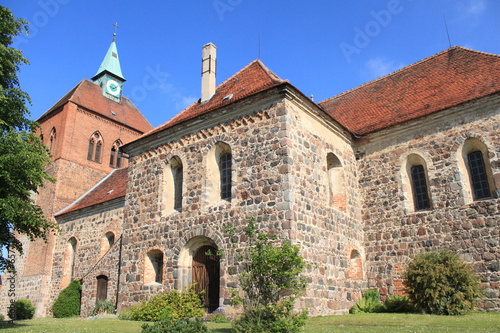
68, 237, 77, 280
348, 249, 363, 280
403, 154, 432, 212
100, 231, 115, 256
145, 250, 163, 284
87, 132, 103, 163
61, 237, 77, 288
162, 156, 183, 213
461, 138, 494, 201
410, 164, 431, 210
220, 152, 232, 201
327, 152, 346, 210
172, 157, 183, 211
109, 140, 122, 168
49, 127, 56, 152
207, 142, 232, 203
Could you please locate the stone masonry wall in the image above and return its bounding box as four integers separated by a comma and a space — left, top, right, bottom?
359, 95, 500, 311
284, 98, 365, 315
119, 92, 293, 314
50, 200, 124, 316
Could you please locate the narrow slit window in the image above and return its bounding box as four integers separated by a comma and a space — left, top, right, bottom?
220, 153, 232, 200
173, 164, 183, 211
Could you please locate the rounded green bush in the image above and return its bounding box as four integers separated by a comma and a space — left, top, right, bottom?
404, 250, 484, 315
8, 299, 35, 320
51, 280, 82, 318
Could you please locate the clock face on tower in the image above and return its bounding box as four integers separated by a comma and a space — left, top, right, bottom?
106, 78, 122, 97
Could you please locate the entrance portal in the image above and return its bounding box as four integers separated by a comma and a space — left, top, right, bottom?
192, 245, 220, 312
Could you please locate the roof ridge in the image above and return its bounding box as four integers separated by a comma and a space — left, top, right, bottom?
37, 80, 84, 121
144, 59, 286, 135
319, 46, 494, 105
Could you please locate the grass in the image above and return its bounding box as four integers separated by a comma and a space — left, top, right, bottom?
0, 313, 498, 332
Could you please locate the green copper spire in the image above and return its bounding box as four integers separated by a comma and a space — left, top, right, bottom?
92, 25, 125, 81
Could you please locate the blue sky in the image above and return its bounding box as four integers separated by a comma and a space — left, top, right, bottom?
4, 0, 500, 128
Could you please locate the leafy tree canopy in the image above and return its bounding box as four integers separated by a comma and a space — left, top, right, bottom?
0, 5, 55, 272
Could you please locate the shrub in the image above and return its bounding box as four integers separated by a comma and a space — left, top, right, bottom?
349, 289, 383, 314
90, 300, 115, 316
404, 250, 484, 315
51, 280, 82, 318
231, 218, 308, 333
0, 313, 4, 321
383, 295, 416, 313
205, 312, 230, 323
141, 317, 208, 333
8, 299, 35, 320
129, 287, 204, 322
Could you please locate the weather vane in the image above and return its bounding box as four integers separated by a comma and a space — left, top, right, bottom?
113, 22, 119, 36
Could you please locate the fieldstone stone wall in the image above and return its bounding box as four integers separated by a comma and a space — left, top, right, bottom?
119, 92, 294, 313
359, 95, 500, 311
50, 199, 124, 316
284, 98, 365, 315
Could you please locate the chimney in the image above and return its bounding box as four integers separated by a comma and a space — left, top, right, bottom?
201, 43, 216, 102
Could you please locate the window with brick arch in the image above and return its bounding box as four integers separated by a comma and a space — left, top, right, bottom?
145, 250, 163, 284
109, 140, 122, 168
207, 142, 232, 203
326, 152, 346, 211
49, 127, 56, 152
87, 132, 103, 163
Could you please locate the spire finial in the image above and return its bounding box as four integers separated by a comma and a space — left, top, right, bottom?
113, 22, 119, 40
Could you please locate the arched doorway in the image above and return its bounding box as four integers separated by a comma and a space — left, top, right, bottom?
192, 245, 220, 312
96, 275, 108, 301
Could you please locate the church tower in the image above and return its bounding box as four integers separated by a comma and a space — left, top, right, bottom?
2, 28, 152, 317
92, 27, 126, 103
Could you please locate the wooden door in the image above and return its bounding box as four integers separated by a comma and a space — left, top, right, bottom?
96, 275, 108, 302
192, 245, 220, 312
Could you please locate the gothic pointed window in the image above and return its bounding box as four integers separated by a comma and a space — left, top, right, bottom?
87, 132, 103, 163
109, 140, 122, 168
207, 142, 232, 203
49, 127, 56, 152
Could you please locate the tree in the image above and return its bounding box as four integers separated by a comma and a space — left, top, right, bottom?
231, 218, 308, 333
0, 6, 55, 272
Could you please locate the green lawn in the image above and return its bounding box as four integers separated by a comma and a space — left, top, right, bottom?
0, 313, 498, 332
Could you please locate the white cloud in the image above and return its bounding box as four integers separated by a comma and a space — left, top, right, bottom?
457, 0, 486, 16
364, 57, 405, 79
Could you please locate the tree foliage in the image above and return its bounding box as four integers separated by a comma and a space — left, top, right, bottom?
0, 5, 55, 272
404, 250, 484, 315
232, 218, 308, 333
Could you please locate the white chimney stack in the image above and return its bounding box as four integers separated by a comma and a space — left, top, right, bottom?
201, 43, 216, 102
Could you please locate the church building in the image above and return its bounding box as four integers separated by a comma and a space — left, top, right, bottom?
2, 36, 499, 317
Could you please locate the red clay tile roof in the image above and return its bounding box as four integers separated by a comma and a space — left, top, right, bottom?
38, 79, 153, 134
141, 60, 286, 138
55, 168, 127, 216
319, 46, 500, 135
